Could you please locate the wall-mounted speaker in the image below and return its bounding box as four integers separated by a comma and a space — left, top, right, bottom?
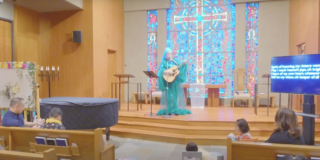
73, 30, 82, 43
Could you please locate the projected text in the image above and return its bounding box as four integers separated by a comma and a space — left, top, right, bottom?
271, 64, 320, 80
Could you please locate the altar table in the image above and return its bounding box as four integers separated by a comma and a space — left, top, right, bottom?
182, 84, 227, 107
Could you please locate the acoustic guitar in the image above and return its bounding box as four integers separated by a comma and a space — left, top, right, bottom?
163, 59, 189, 83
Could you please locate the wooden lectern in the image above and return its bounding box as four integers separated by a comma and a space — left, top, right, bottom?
111, 74, 142, 111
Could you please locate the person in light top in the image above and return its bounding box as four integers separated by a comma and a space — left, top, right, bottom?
41, 108, 65, 130
235, 118, 252, 140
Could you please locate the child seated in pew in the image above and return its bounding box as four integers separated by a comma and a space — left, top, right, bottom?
235, 118, 252, 140
228, 118, 252, 141
40, 108, 65, 130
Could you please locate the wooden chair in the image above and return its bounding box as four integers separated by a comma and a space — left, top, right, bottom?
256, 94, 276, 107
0, 148, 57, 160
132, 92, 150, 104
232, 68, 252, 107
227, 138, 320, 160
0, 127, 114, 160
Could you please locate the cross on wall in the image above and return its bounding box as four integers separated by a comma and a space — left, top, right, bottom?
173, 0, 228, 83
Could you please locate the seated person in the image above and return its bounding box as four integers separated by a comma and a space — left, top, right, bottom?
186, 142, 198, 151
266, 108, 305, 145
235, 118, 252, 140
2, 97, 38, 127
40, 108, 65, 130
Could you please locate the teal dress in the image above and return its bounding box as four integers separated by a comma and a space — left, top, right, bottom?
156, 57, 192, 116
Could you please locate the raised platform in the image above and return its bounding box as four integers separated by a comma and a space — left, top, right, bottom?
110, 103, 320, 145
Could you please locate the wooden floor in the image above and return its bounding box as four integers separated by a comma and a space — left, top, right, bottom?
110, 103, 320, 145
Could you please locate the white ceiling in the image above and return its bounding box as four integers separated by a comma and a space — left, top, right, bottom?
5, 0, 83, 13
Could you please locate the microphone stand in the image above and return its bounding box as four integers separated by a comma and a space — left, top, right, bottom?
163, 59, 171, 118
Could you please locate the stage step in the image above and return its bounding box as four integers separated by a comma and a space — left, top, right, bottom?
110, 127, 320, 145
115, 120, 273, 137
113, 114, 320, 145
118, 115, 277, 128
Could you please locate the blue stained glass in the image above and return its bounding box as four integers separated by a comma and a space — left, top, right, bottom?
246, 3, 259, 28
167, 31, 189, 53
210, 53, 234, 76
212, 29, 235, 52
186, 54, 197, 75
245, 27, 258, 51
147, 11, 158, 91
171, 0, 189, 8
167, 9, 189, 31
245, 52, 258, 75
148, 33, 157, 54
245, 3, 259, 96
211, 0, 232, 5
188, 7, 213, 30
147, 11, 157, 32
164, 0, 235, 98
203, 53, 212, 75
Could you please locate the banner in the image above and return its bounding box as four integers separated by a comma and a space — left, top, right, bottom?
0, 62, 36, 108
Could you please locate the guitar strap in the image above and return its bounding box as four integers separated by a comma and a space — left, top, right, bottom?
171, 59, 178, 65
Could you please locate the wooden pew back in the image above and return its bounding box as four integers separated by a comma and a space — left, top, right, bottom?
0, 148, 57, 160
227, 138, 320, 160
0, 127, 113, 160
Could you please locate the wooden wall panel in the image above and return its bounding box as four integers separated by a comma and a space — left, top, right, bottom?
39, 0, 94, 98
92, 0, 124, 98
0, 20, 12, 62
14, 5, 39, 63
13, 0, 124, 99
289, 0, 320, 113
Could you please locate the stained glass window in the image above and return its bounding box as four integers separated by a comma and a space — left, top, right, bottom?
167, 0, 235, 98
245, 3, 259, 95
147, 11, 158, 91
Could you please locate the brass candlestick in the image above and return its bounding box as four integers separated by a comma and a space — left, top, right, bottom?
38, 66, 60, 97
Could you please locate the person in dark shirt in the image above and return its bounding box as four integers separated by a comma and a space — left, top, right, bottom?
2, 97, 38, 127
266, 108, 305, 145
186, 142, 198, 151
40, 108, 65, 130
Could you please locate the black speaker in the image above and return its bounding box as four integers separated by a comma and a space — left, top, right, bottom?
73, 30, 82, 43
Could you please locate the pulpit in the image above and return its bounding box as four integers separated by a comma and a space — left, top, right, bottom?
111, 74, 142, 111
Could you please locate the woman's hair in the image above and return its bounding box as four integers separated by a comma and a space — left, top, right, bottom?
49, 108, 63, 118
236, 118, 250, 133
186, 142, 198, 151
275, 108, 302, 138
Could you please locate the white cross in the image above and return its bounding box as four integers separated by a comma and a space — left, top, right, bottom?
173, 0, 228, 83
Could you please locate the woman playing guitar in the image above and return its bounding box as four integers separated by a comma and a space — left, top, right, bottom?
156, 48, 191, 116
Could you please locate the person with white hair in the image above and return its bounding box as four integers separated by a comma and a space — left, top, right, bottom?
156, 48, 191, 116
2, 97, 38, 127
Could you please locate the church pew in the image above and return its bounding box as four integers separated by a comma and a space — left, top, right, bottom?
0, 148, 57, 160
227, 138, 320, 160
0, 127, 114, 160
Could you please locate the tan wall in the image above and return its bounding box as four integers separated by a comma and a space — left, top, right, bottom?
289, 0, 320, 112
124, 11, 148, 102
259, 0, 289, 106
231, 0, 284, 3
124, 0, 170, 12
92, 0, 124, 98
